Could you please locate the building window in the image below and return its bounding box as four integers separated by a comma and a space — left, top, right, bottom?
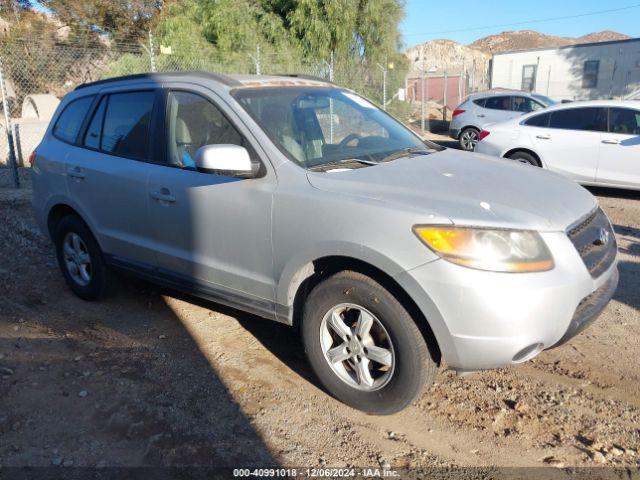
583, 60, 599, 88
521, 65, 537, 92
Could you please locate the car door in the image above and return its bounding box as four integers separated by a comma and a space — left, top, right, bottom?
64, 88, 160, 265
597, 107, 640, 188
478, 95, 513, 126
530, 107, 606, 183
146, 86, 276, 310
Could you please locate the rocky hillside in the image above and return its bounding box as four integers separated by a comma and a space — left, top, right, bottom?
405, 39, 490, 82
468, 29, 631, 54
576, 30, 631, 44
404, 29, 631, 87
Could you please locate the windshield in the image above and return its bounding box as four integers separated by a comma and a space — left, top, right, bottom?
234, 87, 437, 169
532, 94, 557, 106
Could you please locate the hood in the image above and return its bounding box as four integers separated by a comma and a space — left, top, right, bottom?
307, 149, 597, 231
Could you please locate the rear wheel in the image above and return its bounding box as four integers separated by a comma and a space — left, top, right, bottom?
459, 127, 479, 151
508, 151, 540, 166
54, 215, 113, 301
302, 271, 438, 415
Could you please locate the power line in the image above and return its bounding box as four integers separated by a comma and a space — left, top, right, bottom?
403, 3, 640, 37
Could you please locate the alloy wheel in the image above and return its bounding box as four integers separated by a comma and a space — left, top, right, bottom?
62, 232, 92, 286
460, 129, 479, 150
319, 303, 395, 391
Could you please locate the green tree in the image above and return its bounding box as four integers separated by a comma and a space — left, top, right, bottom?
39, 0, 162, 42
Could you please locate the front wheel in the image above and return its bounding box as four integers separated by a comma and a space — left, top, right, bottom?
507, 151, 540, 166
302, 271, 438, 414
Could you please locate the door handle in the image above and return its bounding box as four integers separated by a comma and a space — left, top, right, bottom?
536, 134, 551, 140
150, 188, 176, 203
67, 166, 85, 180
477, 114, 485, 118
601, 139, 621, 145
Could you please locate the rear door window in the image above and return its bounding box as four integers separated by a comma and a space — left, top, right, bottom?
549, 107, 607, 132
483, 96, 511, 111
100, 91, 155, 160
52, 96, 95, 143
609, 107, 640, 135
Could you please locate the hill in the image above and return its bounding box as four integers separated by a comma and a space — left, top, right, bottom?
468, 29, 631, 54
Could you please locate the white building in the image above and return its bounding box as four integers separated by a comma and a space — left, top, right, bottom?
490, 37, 640, 101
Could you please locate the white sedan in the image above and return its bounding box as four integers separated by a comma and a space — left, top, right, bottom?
475, 100, 640, 191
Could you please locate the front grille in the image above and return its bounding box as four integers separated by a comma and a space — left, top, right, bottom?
567, 207, 617, 278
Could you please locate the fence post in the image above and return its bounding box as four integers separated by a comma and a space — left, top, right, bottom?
323, 53, 335, 143
376, 63, 387, 110
0, 58, 19, 188
256, 45, 261, 75
443, 69, 448, 121
420, 59, 425, 132
148, 30, 157, 72
249, 45, 261, 75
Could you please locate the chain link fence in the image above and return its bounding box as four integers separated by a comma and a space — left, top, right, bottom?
0, 35, 413, 187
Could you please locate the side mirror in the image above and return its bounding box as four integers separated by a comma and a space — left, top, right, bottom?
194, 144, 254, 178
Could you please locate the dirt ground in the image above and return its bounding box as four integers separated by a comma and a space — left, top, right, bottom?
0, 168, 639, 474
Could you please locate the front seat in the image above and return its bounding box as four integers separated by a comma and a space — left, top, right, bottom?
259, 103, 305, 162
170, 117, 195, 168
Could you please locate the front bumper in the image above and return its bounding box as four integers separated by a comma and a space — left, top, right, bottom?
550, 268, 618, 348
448, 128, 460, 140
395, 231, 618, 371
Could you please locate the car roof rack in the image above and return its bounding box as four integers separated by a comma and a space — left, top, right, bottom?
275, 73, 334, 85
74, 71, 242, 90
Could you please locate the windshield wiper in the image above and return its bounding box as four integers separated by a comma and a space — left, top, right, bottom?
308, 158, 378, 171
379, 147, 432, 163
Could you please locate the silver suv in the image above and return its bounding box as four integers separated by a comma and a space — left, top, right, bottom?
32, 72, 617, 414
450, 90, 556, 150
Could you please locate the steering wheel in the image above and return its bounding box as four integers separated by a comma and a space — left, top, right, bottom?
337, 133, 362, 149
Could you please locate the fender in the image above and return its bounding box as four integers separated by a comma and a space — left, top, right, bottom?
275, 240, 439, 324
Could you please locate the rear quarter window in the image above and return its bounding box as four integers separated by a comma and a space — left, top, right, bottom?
524, 112, 550, 127
472, 98, 486, 107
52, 96, 95, 144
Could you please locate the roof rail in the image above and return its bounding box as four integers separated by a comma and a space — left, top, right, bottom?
74, 71, 242, 90
275, 73, 334, 85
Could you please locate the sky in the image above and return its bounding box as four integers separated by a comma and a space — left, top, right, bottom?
401, 0, 640, 48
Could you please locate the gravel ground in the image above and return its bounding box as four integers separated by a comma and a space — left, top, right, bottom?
0, 167, 639, 474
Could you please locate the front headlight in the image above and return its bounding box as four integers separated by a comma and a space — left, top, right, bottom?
413, 226, 554, 273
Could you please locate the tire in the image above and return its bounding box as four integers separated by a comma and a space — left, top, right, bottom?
459, 127, 479, 151
54, 215, 112, 301
301, 271, 438, 415
508, 151, 540, 167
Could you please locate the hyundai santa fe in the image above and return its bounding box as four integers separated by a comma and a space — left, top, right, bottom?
31, 72, 618, 414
